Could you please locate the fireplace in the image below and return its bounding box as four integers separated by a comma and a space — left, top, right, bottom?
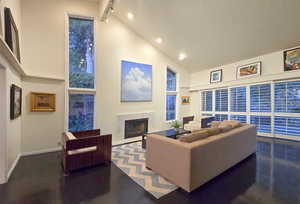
125, 118, 148, 139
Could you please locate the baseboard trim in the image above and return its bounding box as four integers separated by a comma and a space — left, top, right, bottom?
21, 147, 62, 156
6, 153, 21, 182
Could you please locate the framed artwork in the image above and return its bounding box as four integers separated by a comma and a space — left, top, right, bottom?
4, 7, 20, 62
210, 69, 222, 83
181, 96, 190, 105
30, 92, 56, 112
121, 60, 152, 102
237, 62, 261, 79
10, 84, 22, 120
284, 47, 300, 71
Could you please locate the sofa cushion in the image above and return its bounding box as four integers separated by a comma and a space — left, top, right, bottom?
219, 124, 233, 132
223, 120, 242, 128
205, 127, 222, 136
210, 121, 221, 128
179, 130, 209, 143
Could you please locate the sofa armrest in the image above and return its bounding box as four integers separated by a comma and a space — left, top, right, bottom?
145, 134, 192, 192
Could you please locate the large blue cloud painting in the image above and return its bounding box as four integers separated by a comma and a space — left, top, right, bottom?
121, 60, 152, 102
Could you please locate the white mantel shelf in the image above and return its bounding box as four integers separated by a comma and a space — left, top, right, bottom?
117, 111, 155, 116
0, 36, 65, 81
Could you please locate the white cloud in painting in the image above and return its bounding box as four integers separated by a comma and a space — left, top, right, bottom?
122, 67, 152, 101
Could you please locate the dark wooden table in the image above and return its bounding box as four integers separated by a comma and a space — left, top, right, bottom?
142, 128, 191, 149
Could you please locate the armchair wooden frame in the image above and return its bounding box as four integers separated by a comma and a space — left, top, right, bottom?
62, 129, 112, 174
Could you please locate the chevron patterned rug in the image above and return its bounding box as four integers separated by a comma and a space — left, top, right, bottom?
112, 142, 178, 198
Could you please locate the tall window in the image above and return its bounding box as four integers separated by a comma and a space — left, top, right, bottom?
166, 68, 177, 121
215, 89, 228, 112
68, 17, 95, 131
201, 91, 213, 111
230, 87, 246, 112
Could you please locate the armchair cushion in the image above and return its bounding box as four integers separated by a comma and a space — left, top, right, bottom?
68, 146, 97, 155
66, 132, 77, 140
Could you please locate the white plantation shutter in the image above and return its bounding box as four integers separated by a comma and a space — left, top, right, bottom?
250, 84, 271, 112
250, 116, 271, 133
275, 81, 300, 113
230, 115, 247, 123
230, 87, 246, 112
215, 114, 228, 121
202, 91, 212, 111
274, 116, 300, 137
215, 89, 228, 112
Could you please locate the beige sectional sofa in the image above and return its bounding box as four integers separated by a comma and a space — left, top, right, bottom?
145, 123, 257, 192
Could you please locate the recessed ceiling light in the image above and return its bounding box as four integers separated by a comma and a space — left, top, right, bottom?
127, 13, 134, 20
156, 38, 162, 44
179, 53, 187, 61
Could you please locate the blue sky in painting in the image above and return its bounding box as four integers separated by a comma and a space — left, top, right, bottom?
121, 60, 152, 101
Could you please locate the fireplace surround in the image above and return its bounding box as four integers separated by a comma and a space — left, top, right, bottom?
125, 118, 148, 139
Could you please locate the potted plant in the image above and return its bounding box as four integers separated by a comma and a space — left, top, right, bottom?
170, 120, 181, 131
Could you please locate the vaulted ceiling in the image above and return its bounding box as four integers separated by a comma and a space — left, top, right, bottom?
113, 0, 300, 72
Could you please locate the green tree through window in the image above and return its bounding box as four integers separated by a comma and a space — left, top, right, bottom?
69, 17, 94, 89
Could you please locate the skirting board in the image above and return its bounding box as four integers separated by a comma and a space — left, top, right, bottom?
21, 147, 62, 156
6, 153, 21, 183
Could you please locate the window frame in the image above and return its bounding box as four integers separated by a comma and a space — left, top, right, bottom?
166, 67, 178, 121
65, 14, 97, 131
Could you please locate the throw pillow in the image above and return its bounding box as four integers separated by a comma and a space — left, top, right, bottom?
179, 130, 209, 143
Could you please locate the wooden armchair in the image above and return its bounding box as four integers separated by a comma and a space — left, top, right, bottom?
62, 129, 112, 173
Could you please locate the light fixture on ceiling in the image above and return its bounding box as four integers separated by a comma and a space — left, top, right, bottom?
179, 53, 187, 61
156, 38, 162, 44
127, 12, 134, 20
100, 0, 115, 22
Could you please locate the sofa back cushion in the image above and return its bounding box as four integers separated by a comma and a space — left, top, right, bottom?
206, 127, 222, 136
179, 130, 209, 143
223, 120, 242, 128
210, 121, 221, 128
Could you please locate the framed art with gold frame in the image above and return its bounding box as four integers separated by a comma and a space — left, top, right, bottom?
31, 92, 56, 112
181, 96, 190, 105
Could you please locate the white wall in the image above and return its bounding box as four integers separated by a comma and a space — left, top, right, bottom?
0, 66, 6, 183
5, 67, 21, 176
190, 48, 300, 114
96, 17, 190, 141
21, 78, 65, 153
20, 0, 191, 150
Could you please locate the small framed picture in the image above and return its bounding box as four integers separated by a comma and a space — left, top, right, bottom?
10, 84, 22, 120
210, 69, 222, 83
181, 96, 190, 105
30, 92, 56, 112
237, 62, 261, 79
284, 47, 300, 71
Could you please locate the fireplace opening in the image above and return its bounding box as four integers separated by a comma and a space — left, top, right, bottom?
125, 118, 148, 139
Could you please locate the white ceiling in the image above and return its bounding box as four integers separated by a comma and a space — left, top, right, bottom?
113, 0, 300, 73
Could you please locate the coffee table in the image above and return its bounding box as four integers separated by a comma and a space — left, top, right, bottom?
142, 128, 191, 149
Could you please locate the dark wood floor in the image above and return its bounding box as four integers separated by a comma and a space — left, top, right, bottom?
1, 137, 300, 204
